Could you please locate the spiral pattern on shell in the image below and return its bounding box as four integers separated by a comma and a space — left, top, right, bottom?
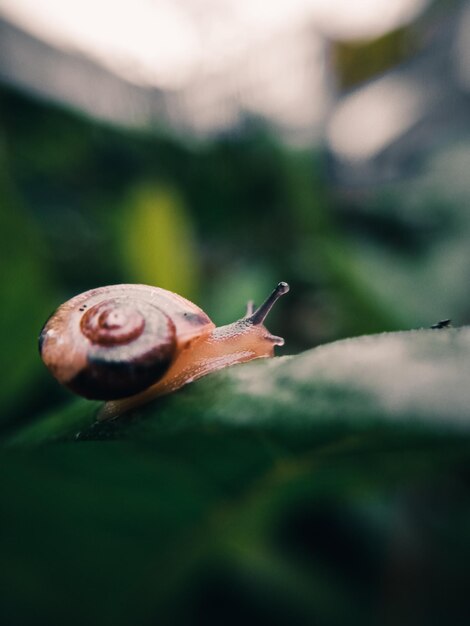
39, 284, 214, 401
80, 301, 146, 346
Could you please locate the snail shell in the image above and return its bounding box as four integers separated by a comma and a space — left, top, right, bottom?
39, 284, 214, 400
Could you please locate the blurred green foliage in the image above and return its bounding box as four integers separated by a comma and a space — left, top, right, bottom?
0, 83, 407, 426
119, 183, 200, 298
332, 27, 415, 89
0, 150, 57, 420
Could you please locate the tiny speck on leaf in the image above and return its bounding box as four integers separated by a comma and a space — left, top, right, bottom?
431, 319, 452, 329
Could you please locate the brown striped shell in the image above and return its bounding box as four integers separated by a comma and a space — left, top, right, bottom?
39, 284, 214, 400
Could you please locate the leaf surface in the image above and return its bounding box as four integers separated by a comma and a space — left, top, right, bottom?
2, 328, 470, 626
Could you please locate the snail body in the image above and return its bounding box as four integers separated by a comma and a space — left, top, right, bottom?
39, 282, 289, 417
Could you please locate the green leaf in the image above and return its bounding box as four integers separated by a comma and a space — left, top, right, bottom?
2, 328, 470, 626
8, 326, 470, 446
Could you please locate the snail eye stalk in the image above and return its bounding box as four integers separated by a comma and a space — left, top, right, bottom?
249, 282, 289, 326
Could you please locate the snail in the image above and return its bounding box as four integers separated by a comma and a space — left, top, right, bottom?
39, 282, 289, 418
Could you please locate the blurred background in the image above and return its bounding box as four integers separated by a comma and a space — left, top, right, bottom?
1, 0, 470, 417
1, 2, 470, 625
